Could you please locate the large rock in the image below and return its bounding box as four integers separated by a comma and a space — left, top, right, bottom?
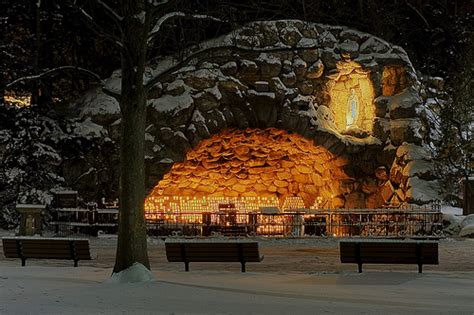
389, 87, 423, 119
306, 59, 325, 79
459, 215, 474, 238
256, 53, 282, 77
390, 118, 424, 145
77, 88, 120, 126
405, 176, 440, 204
360, 37, 390, 54
193, 87, 221, 112
147, 93, 195, 128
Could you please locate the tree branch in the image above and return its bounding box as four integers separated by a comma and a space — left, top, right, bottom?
76, 6, 124, 48
405, 0, 430, 29
93, 0, 123, 24
6, 66, 104, 88
148, 11, 226, 43
147, 0, 170, 9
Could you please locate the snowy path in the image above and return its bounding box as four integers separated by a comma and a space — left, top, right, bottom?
1, 266, 474, 314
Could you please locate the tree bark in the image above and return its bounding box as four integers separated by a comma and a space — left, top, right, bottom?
113, 0, 151, 273
31, 0, 41, 105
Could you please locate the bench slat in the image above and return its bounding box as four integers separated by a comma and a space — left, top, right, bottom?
340, 241, 439, 273
2, 238, 91, 266
165, 242, 263, 272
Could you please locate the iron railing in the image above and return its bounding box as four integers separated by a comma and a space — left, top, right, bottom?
48, 207, 443, 238
146, 208, 443, 238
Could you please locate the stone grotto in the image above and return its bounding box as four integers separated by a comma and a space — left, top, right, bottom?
75, 20, 440, 214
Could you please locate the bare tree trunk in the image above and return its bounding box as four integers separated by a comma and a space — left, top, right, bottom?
31, 0, 41, 105
113, 0, 151, 273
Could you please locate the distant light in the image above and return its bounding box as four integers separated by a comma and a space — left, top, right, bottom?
5, 91, 31, 107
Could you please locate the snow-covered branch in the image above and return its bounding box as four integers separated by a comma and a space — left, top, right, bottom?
148, 12, 225, 43
76, 5, 123, 47
148, 0, 170, 7
405, 0, 430, 29
94, 0, 123, 23
6, 66, 104, 88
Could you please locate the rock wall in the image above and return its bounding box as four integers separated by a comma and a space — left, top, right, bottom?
79, 20, 438, 207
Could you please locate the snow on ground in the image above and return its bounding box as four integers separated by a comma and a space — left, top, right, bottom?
1, 265, 474, 314
1, 229, 474, 314
109, 262, 155, 283
441, 205, 463, 216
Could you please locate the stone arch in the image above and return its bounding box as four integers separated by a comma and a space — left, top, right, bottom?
146, 128, 353, 210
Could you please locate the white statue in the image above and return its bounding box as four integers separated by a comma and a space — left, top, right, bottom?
346, 89, 359, 127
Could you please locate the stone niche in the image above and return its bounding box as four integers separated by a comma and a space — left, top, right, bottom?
327, 60, 375, 134
81, 20, 438, 208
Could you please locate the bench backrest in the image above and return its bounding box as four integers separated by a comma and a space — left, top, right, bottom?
2, 238, 91, 260
165, 242, 261, 262
340, 241, 438, 264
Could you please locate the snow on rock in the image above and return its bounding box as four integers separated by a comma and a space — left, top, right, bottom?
359, 36, 390, 54
388, 87, 423, 119
441, 205, 463, 216
159, 158, 174, 164
402, 160, 434, 177
396, 143, 431, 160
443, 214, 463, 234
103, 69, 122, 96
165, 79, 185, 92
108, 262, 155, 283
148, 93, 194, 113
73, 118, 107, 139
220, 61, 237, 75
459, 215, 474, 238
405, 176, 441, 203
77, 88, 120, 125
298, 37, 318, 47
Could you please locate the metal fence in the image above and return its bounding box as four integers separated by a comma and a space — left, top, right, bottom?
47, 207, 442, 238
145, 208, 443, 238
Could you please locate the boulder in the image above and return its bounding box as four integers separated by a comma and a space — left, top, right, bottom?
257, 53, 282, 77
405, 176, 440, 204
458, 215, 474, 238
306, 59, 325, 79
360, 37, 390, 54
182, 69, 217, 89
193, 89, 220, 112
390, 118, 423, 145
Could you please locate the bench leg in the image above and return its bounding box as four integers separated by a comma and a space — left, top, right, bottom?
241, 262, 246, 273
21, 258, 26, 267
358, 263, 362, 273
185, 262, 189, 272
74, 260, 79, 267
418, 264, 422, 274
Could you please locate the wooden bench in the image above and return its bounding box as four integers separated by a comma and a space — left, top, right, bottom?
2, 237, 91, 267
165, 241, 263, 272
340, 240, 438, 273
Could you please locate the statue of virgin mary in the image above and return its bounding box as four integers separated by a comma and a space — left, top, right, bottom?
346, 89, 358, 127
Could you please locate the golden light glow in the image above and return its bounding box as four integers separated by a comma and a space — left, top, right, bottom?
382, 65, 408, 96
5, 91, 31, 107
328, 61, 375, 133
145, 128, 350, 215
